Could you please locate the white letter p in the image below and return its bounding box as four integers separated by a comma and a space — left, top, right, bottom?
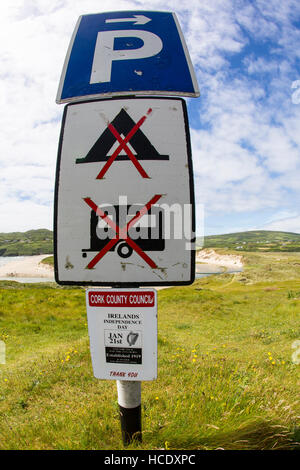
90, 30, 163, 84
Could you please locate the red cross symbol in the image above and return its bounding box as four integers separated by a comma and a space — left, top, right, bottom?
96, 108, 152, 179
83, 194, 162, 269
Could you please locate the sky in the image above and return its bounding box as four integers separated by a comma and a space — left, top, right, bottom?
0, 0, 300, 236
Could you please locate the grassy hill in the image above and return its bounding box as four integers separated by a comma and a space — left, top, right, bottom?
1, 229, 300, 257
0, 229, 53, 256
201, 230, 300, 252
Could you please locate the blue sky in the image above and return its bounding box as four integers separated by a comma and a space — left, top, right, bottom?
0, 0, 300, 236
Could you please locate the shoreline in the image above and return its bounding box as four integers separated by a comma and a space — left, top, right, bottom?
0, 249, 243, 281
0, 255, 54, 279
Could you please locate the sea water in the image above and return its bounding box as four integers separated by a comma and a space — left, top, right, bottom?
0, 256, 26, 267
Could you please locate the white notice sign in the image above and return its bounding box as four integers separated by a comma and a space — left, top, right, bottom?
54, 97, 195, 286
86, 288, 157, 381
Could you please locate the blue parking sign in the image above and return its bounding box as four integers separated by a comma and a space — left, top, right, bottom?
56, 11, 199, 103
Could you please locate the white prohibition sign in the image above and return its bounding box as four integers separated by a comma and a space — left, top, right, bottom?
54, 97, 195, 286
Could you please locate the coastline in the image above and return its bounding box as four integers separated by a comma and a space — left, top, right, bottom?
0, 254, 54, 279
0, 249, 243, 281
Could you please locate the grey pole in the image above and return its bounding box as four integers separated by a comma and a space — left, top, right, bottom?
117, 380, 142, 445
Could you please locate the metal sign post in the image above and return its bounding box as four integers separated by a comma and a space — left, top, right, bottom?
55, 10, 199, 446
117, 380, 142, 444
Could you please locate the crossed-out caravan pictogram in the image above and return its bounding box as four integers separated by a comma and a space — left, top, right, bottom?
83, 194, 162, 269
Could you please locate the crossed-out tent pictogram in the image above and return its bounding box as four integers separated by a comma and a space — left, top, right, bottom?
83, 194, 162, 269
96, 108, 153, 179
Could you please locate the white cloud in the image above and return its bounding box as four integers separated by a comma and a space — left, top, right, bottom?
0, 0, 299, 234
190, 64, 300, 218
0, 199, 53, 233
262, 215, 300, 233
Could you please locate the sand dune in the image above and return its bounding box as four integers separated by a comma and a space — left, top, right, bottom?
196, 248, 243, 270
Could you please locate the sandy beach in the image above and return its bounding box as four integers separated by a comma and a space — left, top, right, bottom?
196, 248, 243, 271
0, 255, 54, 279
0, 249, 243, 281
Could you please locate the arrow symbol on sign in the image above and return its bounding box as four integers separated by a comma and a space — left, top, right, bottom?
105, 15, 151, 26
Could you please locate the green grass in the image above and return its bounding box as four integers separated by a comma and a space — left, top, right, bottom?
1, 228, 300, 256
201, 230, 300, 252
0, 252, 299, 450
40, 256, 54, 267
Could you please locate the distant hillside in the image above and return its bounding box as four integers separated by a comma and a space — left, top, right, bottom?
201, 230, 300, 252
0, 229, 53, 256
1, 229, 300, 256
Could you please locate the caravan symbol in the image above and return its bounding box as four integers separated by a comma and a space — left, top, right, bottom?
83, 202, 164, 259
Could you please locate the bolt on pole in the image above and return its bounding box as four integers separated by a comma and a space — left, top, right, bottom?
117, 380, 142, 445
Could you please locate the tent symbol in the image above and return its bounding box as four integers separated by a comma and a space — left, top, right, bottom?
76, 108, 169, 164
